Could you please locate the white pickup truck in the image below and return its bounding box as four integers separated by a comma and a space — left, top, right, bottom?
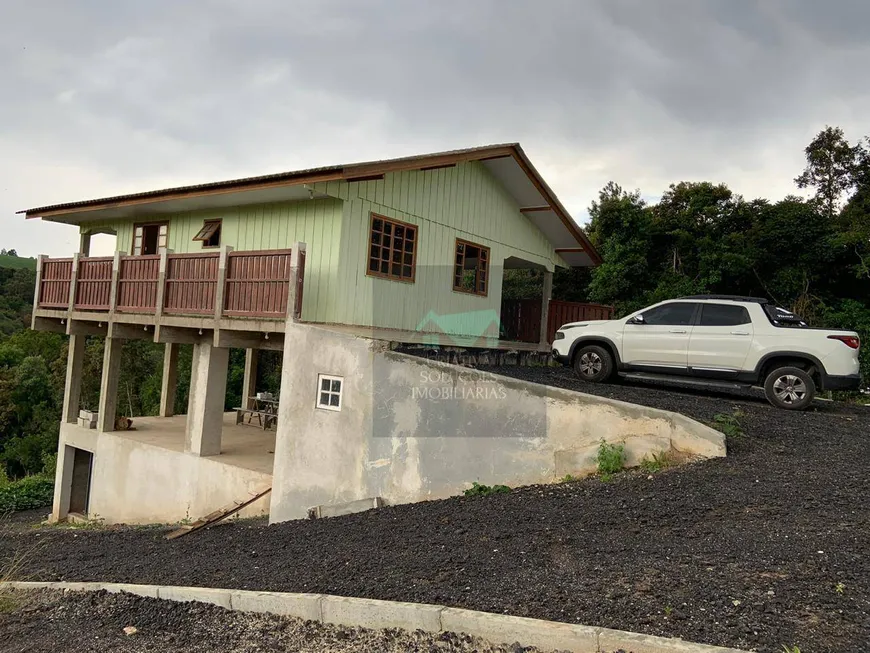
551, 295, 861, 410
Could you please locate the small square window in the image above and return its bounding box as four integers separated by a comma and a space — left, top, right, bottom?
193, 220, 222, 248
316, 374, 343, 411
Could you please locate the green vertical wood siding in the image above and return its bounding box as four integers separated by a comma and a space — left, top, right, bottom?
316, 161, 563, 336
82, 198, 343, 323
78, 160, 566, 336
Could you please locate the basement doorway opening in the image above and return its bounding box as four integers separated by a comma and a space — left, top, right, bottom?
68, 447, 93, 516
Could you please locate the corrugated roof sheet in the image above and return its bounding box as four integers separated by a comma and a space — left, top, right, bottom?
19, 143, 519, 216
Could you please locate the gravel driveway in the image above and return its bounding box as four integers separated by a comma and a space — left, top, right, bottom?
2, 369, 868, 653
0, 589, 534, 653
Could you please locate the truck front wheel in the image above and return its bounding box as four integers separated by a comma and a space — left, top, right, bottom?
572, 345, 614, 383
763, 366, 815, 410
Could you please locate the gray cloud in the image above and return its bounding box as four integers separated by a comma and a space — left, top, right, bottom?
2, 0, 869, 256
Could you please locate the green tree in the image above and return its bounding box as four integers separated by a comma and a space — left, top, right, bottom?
586, 182, 654, 312
838, 138, 870, 282
795, 126, 860, 219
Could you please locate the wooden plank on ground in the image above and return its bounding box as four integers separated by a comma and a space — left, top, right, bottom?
164, 486, 272, 540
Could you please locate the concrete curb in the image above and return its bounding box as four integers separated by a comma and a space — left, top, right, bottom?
2, 581, 747, 653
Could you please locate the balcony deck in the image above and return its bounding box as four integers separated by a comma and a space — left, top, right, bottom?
33, 249, 611, 350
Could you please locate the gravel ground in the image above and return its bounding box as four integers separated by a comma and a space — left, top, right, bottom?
2, 369, 869, 653
0, 589, 539, 653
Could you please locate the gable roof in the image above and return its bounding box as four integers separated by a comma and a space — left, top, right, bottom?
19, 143, 600, 266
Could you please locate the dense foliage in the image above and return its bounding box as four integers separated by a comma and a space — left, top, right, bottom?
0, 474, 55, 512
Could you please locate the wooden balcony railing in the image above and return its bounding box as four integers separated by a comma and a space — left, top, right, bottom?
73, 257, 113, 311
38, 258, 74, 309
117, 255, 160, 313
164, 253, 219, 315
224, 249, 293, 317
36, 247, 301, 321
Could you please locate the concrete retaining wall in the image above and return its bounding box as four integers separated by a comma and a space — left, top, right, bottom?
54, 423, 271, 524
271, 324, 726, 523
2, 581, 747, 653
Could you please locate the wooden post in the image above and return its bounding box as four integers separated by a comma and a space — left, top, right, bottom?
67, 253, 81, 315
539, 270, 553, 349
31, 255, 46, 330
108, 251, 125, 321
288, 242, 307, 322
215, 245, 233, 322
155, 248, 172, 321
79, 231, 91, 257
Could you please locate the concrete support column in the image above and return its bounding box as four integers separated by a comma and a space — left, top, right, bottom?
185, 342, 229, 456
51, 444, 75, 523
539, 270, 554, 348
159, 342, 179, 418
97, 337, 124, 432
242, 348, 258, 410
62, 334, 86, 424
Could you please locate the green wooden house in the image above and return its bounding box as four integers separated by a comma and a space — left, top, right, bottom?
25, 143, 600, 349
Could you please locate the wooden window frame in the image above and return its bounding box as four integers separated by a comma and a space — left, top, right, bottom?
365, 213, 418, 283
193, 219, 222, 249
453, 238, 490, 297
131, 221, 169, 256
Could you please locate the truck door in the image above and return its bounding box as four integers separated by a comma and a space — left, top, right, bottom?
622, 302, 699, 371
687, 303, 754, 378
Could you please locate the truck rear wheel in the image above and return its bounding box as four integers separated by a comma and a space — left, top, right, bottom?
763, 366, 815, 410
573, 345, 614, 383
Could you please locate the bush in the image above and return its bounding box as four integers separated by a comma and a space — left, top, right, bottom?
597, 440, 626, 479
463, 482, 511, 497
712, 412, 744, 438
0, 475, 54, 513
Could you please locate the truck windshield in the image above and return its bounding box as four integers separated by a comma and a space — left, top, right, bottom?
763, 304, 808, 328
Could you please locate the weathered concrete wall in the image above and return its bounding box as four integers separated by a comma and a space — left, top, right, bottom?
55, 423, 271, 524
270, 324, 725, 523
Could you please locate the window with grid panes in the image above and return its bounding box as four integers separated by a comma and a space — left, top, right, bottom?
133, 222, 168, 255
367, 214, 417, 282
316, 374, 343, 411
453, 239, 489, 296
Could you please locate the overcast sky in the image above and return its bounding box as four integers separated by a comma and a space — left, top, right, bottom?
2, 0, 869, 257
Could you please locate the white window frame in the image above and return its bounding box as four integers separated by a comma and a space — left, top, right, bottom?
316, 374, 343, 412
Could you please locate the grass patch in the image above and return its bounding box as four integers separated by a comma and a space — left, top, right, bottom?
640, 450, 673, 473
711, 410, 745, 438
0, 514, 43, 613
464, 482, 511, 497
0, 254, 36, 270
0, 475, 54, 513
558, 474, 581, 483
597, 440, 625, 481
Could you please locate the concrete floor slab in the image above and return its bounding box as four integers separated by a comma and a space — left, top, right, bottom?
117, 413, 275, 475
